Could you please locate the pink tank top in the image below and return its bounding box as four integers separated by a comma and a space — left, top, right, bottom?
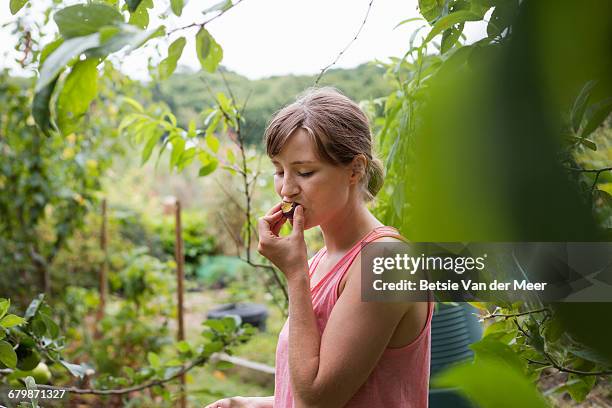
274, 226, 434, 408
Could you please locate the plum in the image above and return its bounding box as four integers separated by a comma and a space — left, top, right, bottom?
281, 201, 297, 220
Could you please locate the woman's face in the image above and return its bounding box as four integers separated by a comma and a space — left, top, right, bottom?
271, 129, 353, 230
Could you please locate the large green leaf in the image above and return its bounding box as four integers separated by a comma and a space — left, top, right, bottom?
32, 76, 59, 136
433, 357, 549, 408
171, 0, 184, 16
425, 11, 481, 42
54, 3, 123, 39
418, 0, 445, 23
126, 0, 143, 12
87, 24, 165, 58
36, 33, 100, 92
580, 97, 612, 138
570, 80, 597, 133
159, 37, 186, 80
0, 314, 26, 328
9, 0, 28, 15
56, 58, 99, 135
39, 38, 63, 67
0, 340, 17, 369
196, 28, 223, 73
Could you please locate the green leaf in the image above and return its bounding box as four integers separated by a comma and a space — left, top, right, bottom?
425, 11, 481, 42
32, 76, 59, 136
159, 37, 186, 80
88, 24, 165, 58
196, 28, 223, 73
171, 0, 184, 16
434, 357, 548, 408
128, 0, 153, 28
0, 314, 26, 328
0, 340, 17, 368
56, 58, 99, 135
176, 340, 191, 353
60, 360, 90, 378
170, 135, 185, 168
565, 374, 596, 402
36, 33, 100, 92
487, 0, 518, 38
393, 17, 424, 30
147, 352, 161, 369
571, 80, 597, 133
206, 134, 220, 153
0, 299, 8, 320
203, 0, 233, 15
198, 151, 218, 177
40, 313, 59, 338
418, 0, 445, 23
203, 319, 225, 332
24, 295, 44, 320
203, 341, 223, 354
580, 97, 612, 138
126, 0, 143, 12
141, 126, 161, 164
39, 38, 63, 67
9, 0, 28, 15
441, 23, 464, 54
215, 360, 234, 370
54, 4, 123, 39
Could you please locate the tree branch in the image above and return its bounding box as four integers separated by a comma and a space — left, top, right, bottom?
167, 0, 245, 36
314, 0, 374, 85
482, 307, 551, 320
35, 356, 207, 395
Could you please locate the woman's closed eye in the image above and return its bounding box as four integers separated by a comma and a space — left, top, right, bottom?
273, 171, 315, 177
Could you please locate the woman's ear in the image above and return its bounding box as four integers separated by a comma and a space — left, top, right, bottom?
349, 154, 367, 185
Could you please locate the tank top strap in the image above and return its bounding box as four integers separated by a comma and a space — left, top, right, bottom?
310, 226, 407, 295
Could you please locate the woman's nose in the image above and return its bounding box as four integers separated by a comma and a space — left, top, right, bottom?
280, 176, 300, 198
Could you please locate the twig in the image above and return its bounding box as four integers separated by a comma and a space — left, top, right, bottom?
482, 307, 551, 320
167, 0, 245, 36
35, 356, 206, 395
314, 0, 375, 85
565, 166, 612, 194
541, 350, 612, 377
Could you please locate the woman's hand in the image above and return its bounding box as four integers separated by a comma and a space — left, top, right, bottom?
257, 202, 308, 282
204, 396, 273, 408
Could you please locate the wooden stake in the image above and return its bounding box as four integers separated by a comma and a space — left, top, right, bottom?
96, 199, 108, 326
174, 199, 186, 408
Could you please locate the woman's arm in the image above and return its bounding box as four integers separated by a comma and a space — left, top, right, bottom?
286, 239, 410, 408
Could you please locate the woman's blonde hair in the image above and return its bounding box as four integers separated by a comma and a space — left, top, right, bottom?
264, 87, 384, 202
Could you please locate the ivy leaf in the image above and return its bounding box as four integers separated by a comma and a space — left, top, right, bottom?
159, 37, 186, 80
196, 28, 223, 73
570, 80, 597, 133
32, 76, 59, 136
425, 11, 481, 42
36, 33, 100, 92
0, 314, 27, 328
171, 0, 184, 16
203, 0, 232, 15
0, 340, 17, 368
9, 0, 28, 15
56, 58, 99, 135
126, 0, 143, 12
54, 4, 123, 39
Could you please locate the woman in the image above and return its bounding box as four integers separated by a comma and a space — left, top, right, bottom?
206, 88, 433, 408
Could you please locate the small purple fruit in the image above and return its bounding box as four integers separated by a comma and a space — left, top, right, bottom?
281, 201, 297, 220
